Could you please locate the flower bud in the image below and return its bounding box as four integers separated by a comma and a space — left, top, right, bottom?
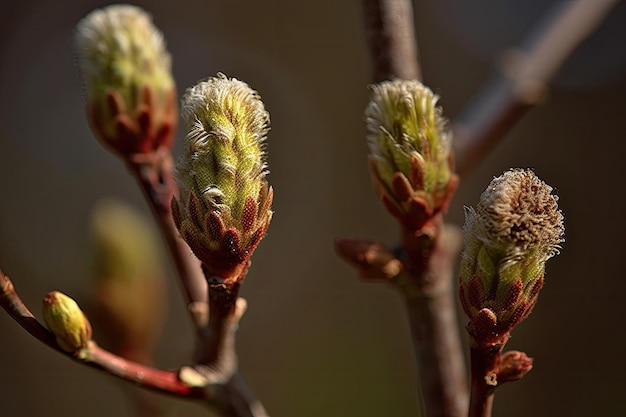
365, 79, 457, 230
90, 199, 166, 357
172, 74, 273, 284
42, 291, 92, 354
459, 169, 564, 346
75, 5, 177, 156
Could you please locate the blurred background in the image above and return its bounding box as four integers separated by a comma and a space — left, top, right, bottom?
1, 0, 626, 416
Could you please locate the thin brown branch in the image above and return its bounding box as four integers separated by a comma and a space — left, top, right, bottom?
1, 269, 267, 416
361, 0, 421, 82
401, 221, 468, 417
454, 0, 623, 176
127, 150, 267, 416
0, 269, 198, 397
180, 268, 269, 417
335, 223, 468, 417
468, 343, 502, 417
125, 149, 207, 324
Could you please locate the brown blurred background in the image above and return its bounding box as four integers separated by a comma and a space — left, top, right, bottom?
1, 1, 626, 416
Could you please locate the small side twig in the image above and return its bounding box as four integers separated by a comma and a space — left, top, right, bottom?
0, 270, 198, 397
361, 0, 421, 82
336, 222, 468, 417
454, 0, 623, 176
468, 344, 534, 417
0, 269, 267, 416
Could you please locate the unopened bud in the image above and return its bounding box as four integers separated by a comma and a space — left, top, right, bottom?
172, 73, 273, 283
75, 4, 177, 156
42, 291, 92, 354
365, 79, 457, 230
459, 169, 564, 346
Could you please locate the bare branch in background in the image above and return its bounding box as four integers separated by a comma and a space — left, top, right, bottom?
454, 0, 623, 176
362, 0, 422, 82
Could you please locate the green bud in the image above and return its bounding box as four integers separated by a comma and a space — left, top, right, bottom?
75, 5, 177, 156
459, 169, 564, 346
42, 291, 92, 354
172, 74, 273, 283
365, 79, 457, 230
90, 199, 166, 355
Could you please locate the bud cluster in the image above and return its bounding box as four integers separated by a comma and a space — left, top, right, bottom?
459, 169, 564, 346
75, 4, 177, 156
172, 74, 273, 283
365, 79, 457, 231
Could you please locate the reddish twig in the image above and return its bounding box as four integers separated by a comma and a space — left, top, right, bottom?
0, 269, 198, 397
125, 147, 267, 416
0, 269, 267, 416
125, 149, 207, 322
468, 343, 534, 417
361, 0, 421, 82
453, 0, 623, 176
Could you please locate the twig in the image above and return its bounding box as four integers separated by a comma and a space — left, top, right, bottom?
467, 344, 501, 417
453, 0, 623, 176
125, 143, 267, 416
0, 269, 197, 397
0, 269, 267, 416
336, 222, 468, 417
125, 149, 207, 325
361, 0, 421, 82
400, 221, 468, 417
358, 2, 468, 416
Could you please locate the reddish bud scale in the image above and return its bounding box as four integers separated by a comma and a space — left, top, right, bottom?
369, 158, 458, 233
90, 86, 177, 158
176, 185, 272, 284
461, 273, 546, 346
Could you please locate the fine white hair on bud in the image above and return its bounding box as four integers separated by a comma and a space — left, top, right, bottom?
75, 5, 171, 91
172, 73, 273, 282
459, 169, 564, 344
467, 169, 565, 267
177, 73, 270, 217
74, 4, 177, 156
365, 79, 451, 170
363, 79, 457, 230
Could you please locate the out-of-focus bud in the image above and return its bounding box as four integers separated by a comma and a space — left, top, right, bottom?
75, 4, 177, 157
172, 73, 273, 284
459, 169, 564, 346
365, 79, 457, 231
42, 291, 92, 354
91, 198, 166, 359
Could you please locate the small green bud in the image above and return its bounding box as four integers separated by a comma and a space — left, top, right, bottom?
75, 5, 177, 156
365, 79, 457, 230
459, 169, 564, 346
172, 74, 273, 283
42, 291, 92, 354
90, 199, 166, 355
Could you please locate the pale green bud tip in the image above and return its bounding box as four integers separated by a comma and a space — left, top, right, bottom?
173, 73, 272, 281
75, 4, 173, 97
42, 291, 92, 353
364, 79, 456, 229
75, 5, 177, 155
